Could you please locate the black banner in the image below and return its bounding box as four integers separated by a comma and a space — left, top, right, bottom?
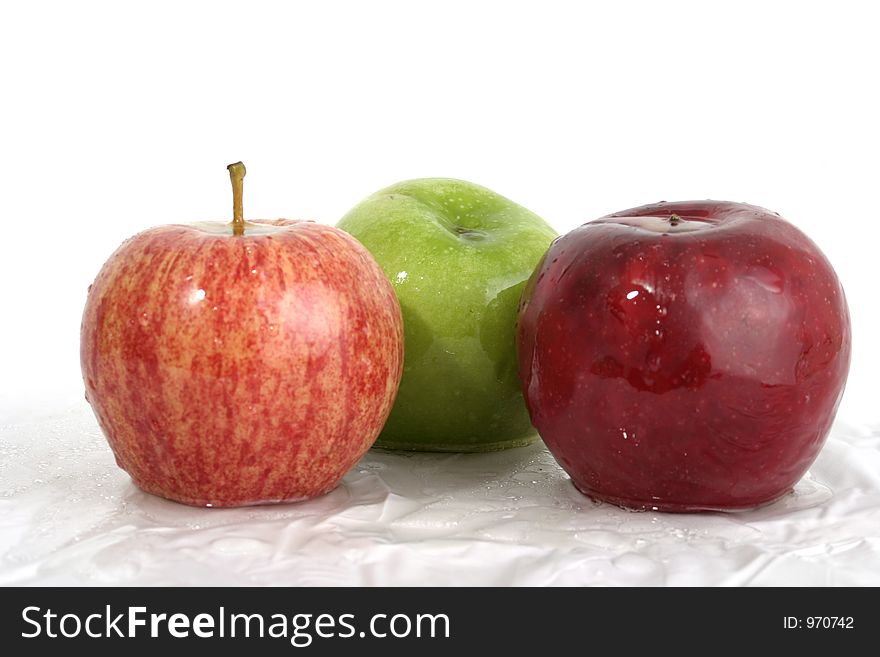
0, 587, 873, 654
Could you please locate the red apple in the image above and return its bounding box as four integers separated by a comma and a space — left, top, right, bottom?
517, 201, 851, 512
81, 164, 404, 507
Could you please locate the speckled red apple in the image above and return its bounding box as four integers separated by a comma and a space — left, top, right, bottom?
81, 164, 404, 507
517, 201, 851, 512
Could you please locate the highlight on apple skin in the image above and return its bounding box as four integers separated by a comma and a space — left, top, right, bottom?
338, 178, 557, 452
81, 164, 404, 507
516, 200, 851, 512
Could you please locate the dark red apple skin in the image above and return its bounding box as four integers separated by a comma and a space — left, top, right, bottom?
81, 220, 404, 507
517, 201, 851, 512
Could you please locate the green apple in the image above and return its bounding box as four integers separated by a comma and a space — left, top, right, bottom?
337, 178, 557, 451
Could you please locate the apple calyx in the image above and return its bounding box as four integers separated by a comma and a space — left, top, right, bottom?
452, 225, 488, 241
227, 161, 247, 236
669, 213, 682, 226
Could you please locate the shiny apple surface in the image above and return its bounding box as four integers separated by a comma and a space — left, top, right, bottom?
517, 201, 851, 511
82, 220, 403, 507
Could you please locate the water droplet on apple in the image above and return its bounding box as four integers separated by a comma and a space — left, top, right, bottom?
742, 266, 784, 294
454, 227, 487, 241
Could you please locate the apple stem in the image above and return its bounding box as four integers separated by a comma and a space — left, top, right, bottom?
227, 162, 246, 236
669, 213, 682, 226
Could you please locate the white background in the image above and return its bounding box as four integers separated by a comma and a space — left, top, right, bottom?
1, 1, 878, 585
1, 0, 878, 423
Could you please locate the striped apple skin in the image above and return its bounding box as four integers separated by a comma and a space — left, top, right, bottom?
81, 219, 403, 507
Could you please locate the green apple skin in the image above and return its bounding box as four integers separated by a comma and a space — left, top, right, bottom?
337, 179, 557, 451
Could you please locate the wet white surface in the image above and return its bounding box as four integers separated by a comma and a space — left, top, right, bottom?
1, 405, 879, 586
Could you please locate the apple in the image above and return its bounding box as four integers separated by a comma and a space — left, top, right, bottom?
517, 200, 851, 511
337, 178, 557, 451
81, 163, 404, 507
